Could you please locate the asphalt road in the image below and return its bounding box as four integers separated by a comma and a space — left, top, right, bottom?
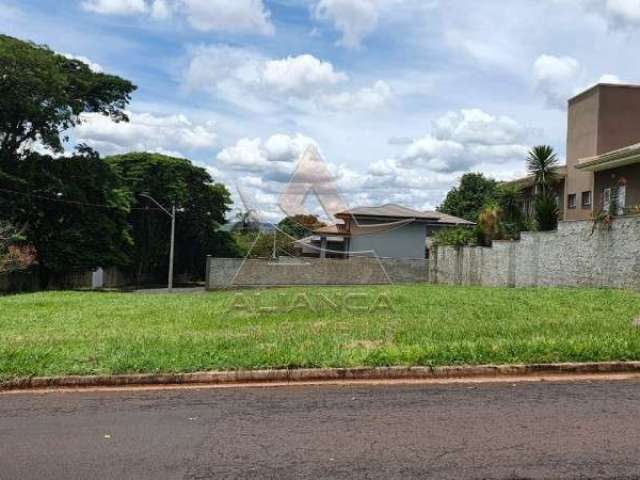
2, 380, 640, 479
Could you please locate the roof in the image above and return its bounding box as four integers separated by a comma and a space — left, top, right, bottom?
501, 166, 567, 189
335, 204, 472, 224
312, 204, 474, 236
335, 204, 440, 220
576, 142, 640, 172
568, 82, 640, 104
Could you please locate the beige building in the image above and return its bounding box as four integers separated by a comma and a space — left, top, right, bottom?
514, 83, 640, 220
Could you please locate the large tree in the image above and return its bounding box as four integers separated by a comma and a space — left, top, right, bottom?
438, 173, 499, 222
3, 149, 132, 285
0, 35, 137, 283
0, 34, 135, 167
107, 153, 238, 282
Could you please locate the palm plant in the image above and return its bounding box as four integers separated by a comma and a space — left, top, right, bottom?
527, 145, 559, 196
534, 193, 560, 231
527, 145, 560, 231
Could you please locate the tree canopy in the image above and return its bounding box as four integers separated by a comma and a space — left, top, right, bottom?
107, 152, 238, 281
0, 34, 136, 166
3, 149, 132, 284
278, 214, 325, 239
438, 173, 499, 222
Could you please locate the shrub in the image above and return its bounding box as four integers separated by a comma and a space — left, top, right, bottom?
432, 227, 478, 247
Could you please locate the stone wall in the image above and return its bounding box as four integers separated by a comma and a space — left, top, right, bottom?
206, 257, 429, 289
431, 215, 640, 289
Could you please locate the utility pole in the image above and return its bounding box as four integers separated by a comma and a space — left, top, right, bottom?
168, 203, 176, 292
140, 193, 176, 293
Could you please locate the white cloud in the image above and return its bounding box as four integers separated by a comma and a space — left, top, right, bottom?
314, 0, 381, 48
184, 45, 392, 112
433, 109, 526, 146
214, 107, 531, 220
81, 0, 147, 15
320, 80, 392, 110
179, 0, 274, 35
81, 0, 274, 35
599, 73, 623, 83
263, 55, 348, 95
400, 108, 531, 173
216, 134, 318, 173
59, 53, 104, 73
533, 54, 581, 109
75, 111, 218, 156
605, 0, 640, 24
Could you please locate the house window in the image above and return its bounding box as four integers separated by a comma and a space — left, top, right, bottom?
567, 193, 577, 209
581, 191, 592, 209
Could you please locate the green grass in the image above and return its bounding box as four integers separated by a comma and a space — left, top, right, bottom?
1, 285, 640, 380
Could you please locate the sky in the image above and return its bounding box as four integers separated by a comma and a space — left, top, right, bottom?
3, 0, 640, 222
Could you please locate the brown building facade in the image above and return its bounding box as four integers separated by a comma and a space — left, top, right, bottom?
511, 84, 640, 221
567, 84, 640, 220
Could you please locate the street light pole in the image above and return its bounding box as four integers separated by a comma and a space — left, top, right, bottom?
168, 203, 176, 292
140, 193, 176, 293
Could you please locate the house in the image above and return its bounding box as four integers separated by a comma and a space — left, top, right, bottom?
297, 204, 473, 259
509, 83, 640, 220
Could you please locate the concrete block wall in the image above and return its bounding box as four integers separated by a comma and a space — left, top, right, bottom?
432, 215, 640, 289
206, 257, 429, 289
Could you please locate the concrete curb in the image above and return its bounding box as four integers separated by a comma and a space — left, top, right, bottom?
3, 361, 640, 391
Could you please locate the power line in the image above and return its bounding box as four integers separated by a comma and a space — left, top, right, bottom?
0, 187, 163, 211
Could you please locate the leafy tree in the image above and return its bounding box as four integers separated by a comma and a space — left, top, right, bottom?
0, 34, 135, 167
4, 149, 132, 286
497, 183, 524, 237
235, 231, 299, 258
278, 214, 325, 239
439, 173, 499, 222
107, 153, 237, 282
0, 34, 137, 284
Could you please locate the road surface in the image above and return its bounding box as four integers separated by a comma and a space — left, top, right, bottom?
1, 380, 640, 479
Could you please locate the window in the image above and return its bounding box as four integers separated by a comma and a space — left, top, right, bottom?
581, 191, 592, 209
567, 193, 577, 209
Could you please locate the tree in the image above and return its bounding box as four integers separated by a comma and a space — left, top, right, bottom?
527, 145, 559, 196
497, 183, 524, 237
439, 173, 499, 222
107, 153, 237, 282
0, 35, 136, 167
0, 34, 138, 284
478, 203, 505, 246
527, 145, 560, 231
5, 149, 132, 286
278, 214, 325, 239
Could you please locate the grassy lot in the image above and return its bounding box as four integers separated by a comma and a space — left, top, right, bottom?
1, 285, 640, 380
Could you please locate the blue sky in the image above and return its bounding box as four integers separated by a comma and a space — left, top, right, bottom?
3, 0, 640, 220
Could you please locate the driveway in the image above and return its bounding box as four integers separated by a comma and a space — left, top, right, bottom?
1, 380, 640, 479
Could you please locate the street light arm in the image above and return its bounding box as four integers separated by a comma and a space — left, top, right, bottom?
139, 193, 174, 218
